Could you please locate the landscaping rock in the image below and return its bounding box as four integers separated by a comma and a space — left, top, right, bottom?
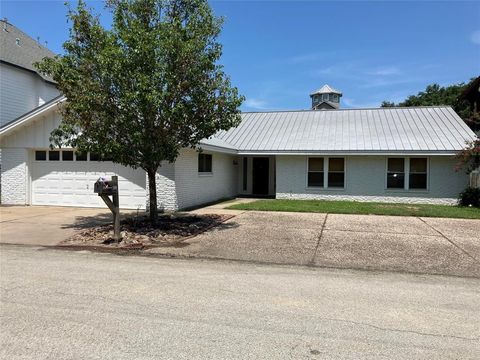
60, 213, 231, 249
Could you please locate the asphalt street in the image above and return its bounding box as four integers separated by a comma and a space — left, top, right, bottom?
1, 244, 479, 359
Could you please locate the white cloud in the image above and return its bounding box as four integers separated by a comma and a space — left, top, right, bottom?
342, 97, 379, 109
244, 98, 269, 110
366, 66, 401, 76
471, 30, 480, 45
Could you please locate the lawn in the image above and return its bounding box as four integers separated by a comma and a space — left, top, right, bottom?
228, 199, 480, 219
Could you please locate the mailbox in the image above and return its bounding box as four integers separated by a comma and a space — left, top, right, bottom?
94, 176, 118, 196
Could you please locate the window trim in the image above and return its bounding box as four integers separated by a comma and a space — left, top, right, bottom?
327, 157, 346, 189
306, 156, 346, 190
198, 153, 213, 175
409, 157, 429, 190
307, 157, 325, 188
385, 157, 429, 192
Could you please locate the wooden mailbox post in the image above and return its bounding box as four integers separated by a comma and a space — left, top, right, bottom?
94, 176, 120, 241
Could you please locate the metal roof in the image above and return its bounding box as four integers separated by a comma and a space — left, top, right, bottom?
201, 106, 476, 154
310, 84, 342, 96
0, 19, 55, 82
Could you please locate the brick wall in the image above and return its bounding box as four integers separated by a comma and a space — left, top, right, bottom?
0, 148, 28, 204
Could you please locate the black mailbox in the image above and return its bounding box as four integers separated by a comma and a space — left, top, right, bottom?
94, 177, 118, 196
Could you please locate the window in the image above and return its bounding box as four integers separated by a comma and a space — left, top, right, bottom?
49, 150, 60, 161
322, 94, 329, 101
409, 158, 427, 189
328, 158, 345, 188
332, 94, 338, 102
387, 158, 405, 189
35, 150, 46, 161
62, 151, 74, 161
243, 157, 248, 191
198, 153, 212, 173
308, 158, 324, 187
75, 151, 87, 161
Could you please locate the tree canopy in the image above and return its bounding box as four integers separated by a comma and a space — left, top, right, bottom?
36, 0, 244, 221
381, 79, 479, 132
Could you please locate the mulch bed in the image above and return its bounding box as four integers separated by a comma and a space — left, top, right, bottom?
59, 213, 232, 249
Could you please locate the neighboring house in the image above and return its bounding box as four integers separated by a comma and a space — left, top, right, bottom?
1, 83, 476, 210
0, 19, 60, 197
0, 19, 59, 126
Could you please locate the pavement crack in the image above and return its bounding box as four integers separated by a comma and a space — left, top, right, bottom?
310, 214, 328, 265
318, 316, 480, 342
417, 217, 480, 264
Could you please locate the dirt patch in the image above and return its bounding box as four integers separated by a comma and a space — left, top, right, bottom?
59, 213, 233, 249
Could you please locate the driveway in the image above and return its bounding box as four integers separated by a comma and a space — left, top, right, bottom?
0, 206, 115, 246
1, 205, 479, 277
148, 211, 480, 278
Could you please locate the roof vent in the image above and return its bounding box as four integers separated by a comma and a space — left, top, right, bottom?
2, 18, 8, 32
15, 38, 20, 46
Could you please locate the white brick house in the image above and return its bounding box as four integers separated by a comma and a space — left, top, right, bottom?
0, 21, 476, 210
1, 92, 476, 210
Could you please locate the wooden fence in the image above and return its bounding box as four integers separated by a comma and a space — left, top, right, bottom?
470, 170, 480, 188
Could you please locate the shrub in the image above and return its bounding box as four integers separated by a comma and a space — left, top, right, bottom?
458, 187, 480, 207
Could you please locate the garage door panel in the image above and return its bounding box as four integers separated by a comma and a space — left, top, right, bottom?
32, 160, 146, 209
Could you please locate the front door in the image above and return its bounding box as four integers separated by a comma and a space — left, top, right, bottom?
252, 157, 269, 195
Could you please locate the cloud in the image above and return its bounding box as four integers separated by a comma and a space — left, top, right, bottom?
366, 66, 401, 76
288, 52, 322, 64
244, 98, 269, 110
471, 30, 480, 45
342, 97, 379, 109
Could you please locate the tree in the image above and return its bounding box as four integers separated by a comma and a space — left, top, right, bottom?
455, 139, 480, 174
36, 0, 244, 222
381, 79, 480, 131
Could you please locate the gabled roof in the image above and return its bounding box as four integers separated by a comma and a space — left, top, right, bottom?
0, 19, 55, 82
201, 106, 476, 155
310, 84, 342, 96
1, 97, 475, 156
0, 95, 65, 137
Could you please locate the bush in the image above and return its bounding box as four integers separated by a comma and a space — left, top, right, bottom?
458, 187, 480, 207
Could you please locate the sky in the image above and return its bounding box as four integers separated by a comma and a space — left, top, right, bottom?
1, 0, 479, 111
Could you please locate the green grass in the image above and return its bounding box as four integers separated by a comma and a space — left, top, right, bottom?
227, 199, 480, 219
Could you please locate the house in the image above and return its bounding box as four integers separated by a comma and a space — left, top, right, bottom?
0, 23, 476, 210
0, 19, 59, 126
0, 19, 60, 198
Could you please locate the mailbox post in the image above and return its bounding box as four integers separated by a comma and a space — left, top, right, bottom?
94, 176, 120, 241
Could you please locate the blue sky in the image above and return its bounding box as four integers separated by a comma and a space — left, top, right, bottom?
1, 1, 479, 111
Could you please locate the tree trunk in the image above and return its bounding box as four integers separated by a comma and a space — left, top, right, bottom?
147, 168, 158, 223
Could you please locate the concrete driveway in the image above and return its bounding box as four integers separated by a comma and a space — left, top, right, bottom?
2, 205, 479, 277
0, 206, 115, 246
149, 211, 480, 278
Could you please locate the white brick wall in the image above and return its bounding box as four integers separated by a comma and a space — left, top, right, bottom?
153, 149, 238, 211
276, 155, 468, 205
150, 161, 178, 211
0, 148, 28, 204
174, 148, 238, 209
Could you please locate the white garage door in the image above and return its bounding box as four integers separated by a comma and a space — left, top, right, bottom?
31, 150, 146, 209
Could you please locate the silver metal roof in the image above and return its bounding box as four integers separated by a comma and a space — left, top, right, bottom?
310, 84, 342, 96
201, 106, 476, 154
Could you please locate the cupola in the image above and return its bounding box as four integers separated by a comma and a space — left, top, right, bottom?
310, 84, 342, 110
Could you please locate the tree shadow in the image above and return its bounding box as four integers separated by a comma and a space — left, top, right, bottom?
61, 211, 140, 230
